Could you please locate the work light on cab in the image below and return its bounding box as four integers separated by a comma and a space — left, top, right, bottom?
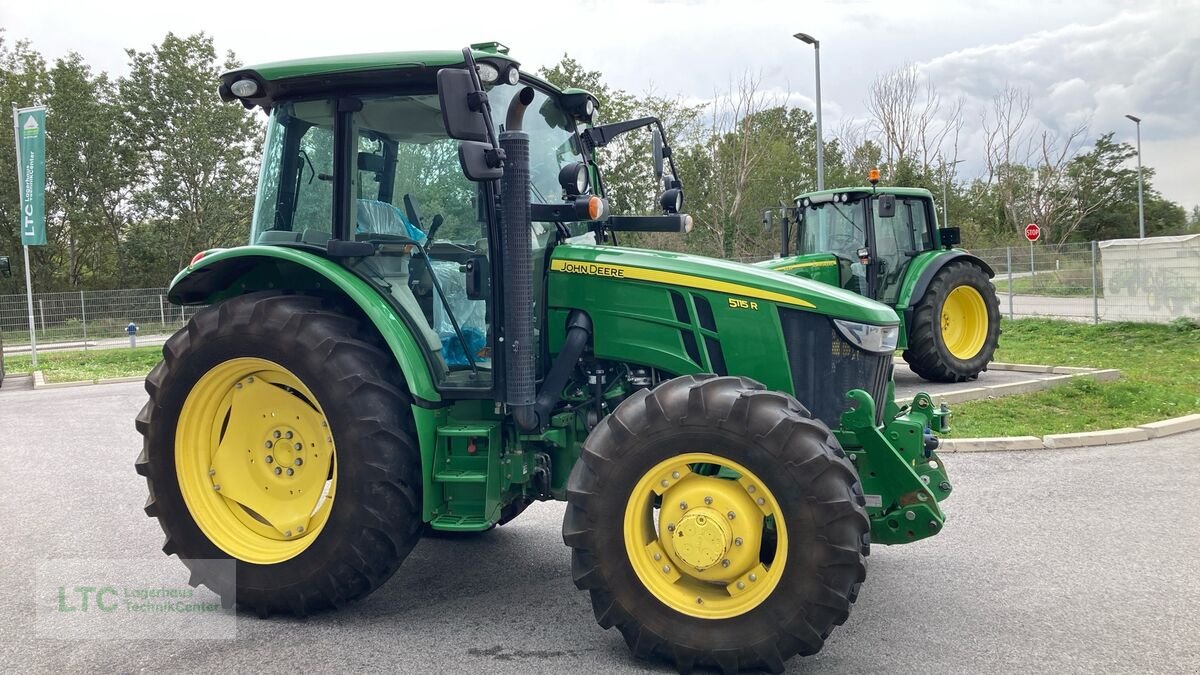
230, 78, 258, 98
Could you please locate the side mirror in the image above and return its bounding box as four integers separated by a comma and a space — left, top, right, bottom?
437, 68, 489, 142
0, 256, 9, 278
762, 209, 774, 230
652, 129, 664, 182
458, 141, 503, 182
939, 227, 961, 247
877, 194, 896, 218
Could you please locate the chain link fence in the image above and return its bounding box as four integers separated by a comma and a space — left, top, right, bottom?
0, 288, 202, 351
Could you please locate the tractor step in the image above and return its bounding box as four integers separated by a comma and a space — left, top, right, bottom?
429, 513, 494, 532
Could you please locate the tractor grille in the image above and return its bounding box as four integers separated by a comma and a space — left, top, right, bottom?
779, 308, 892, 428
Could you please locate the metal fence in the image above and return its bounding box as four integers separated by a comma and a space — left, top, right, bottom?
973, 235, 1200, 324
0, 288, 201, 350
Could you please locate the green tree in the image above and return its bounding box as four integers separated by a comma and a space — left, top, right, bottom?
119, 32, 262, 286
0, 31, 49, 295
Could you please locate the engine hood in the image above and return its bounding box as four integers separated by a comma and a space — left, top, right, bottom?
550, 244, 899, 326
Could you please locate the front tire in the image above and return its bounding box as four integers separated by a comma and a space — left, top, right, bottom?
903, 261, 1001, 382
134, 292, 422, 616
564, 375, 869, 673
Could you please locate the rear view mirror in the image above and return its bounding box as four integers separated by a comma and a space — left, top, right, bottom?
458, 141, 503, 182
652, 129, 664, 183
437, 68, 489, 142
939, 227, 961, 247
0, 256, 10, 278
877, 194, 896, 218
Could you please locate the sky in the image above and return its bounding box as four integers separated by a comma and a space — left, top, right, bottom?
3, 0, 1198, 213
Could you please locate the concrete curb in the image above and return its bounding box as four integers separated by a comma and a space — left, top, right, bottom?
32, 371, 144, 390
941, 414, 1200, 452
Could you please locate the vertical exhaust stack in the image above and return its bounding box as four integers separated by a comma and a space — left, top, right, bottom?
500, 87, 539, 430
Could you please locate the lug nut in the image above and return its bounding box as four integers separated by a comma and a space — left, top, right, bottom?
660, 480, 669, 488
274, 467, 282, 475
734, 537, 743, 546
235, 383, 242, 389
273, 431, 281, 439
286, 468, 294, 476
679, 502, 688, 510
756, 497, 765, 506
208, 468, 216, 476
662, 565, 671, 573
671, 471, 680, 479
749, 573, 757, 582
654, 552, 662, 561
696, 597, 703, 604
667, 523, 675, 532
294, 443, 302, 451
722, 559, 730, 568
265, 455, 273, 464
727, 511, 736, 520
265, 440, 273, 449
747, 485, 756, 494
284, 530, 292, 537
736, 581, 745, 590
296, 525, 303, 533
246, 377, 254, 383
294, 458, 303, 466
285, 431, 293, 439
704, 496, 713, 505
212, 484, 221, 491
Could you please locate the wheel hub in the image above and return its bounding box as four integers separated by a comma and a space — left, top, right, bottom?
670, 508, 730, 570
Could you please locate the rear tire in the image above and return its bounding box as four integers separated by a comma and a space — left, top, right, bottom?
903, 261, 1001, 382
564, 375, 869, 673
134, 292, 422, 616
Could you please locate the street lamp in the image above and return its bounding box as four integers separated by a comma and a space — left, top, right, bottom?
794, 32, 823, 191
1125, 114, 1145, 239
940, 157, 965, 228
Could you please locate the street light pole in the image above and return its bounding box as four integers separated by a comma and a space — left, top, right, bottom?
1125, 114, 1145, 239
794, 32, 823, 191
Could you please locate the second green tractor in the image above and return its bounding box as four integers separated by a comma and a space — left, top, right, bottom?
760, 181, 1001, 382
135, 43, 952, 673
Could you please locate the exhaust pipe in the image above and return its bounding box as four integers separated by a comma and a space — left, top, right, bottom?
500, 87, 539, 430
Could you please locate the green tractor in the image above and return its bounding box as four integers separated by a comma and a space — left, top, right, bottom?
135, 43, 952, 673
759, 179, 1001, 382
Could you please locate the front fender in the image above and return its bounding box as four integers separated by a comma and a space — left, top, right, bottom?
895, 250, 995, 311
170, 245, 440, 404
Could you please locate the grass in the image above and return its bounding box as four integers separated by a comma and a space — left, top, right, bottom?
945, 318, 1200, 438
4, 345, 162, 383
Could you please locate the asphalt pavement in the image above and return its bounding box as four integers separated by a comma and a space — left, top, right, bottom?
2, 381, 1197, 673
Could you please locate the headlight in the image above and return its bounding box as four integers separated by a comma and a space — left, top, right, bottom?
230, 78, 259, 98
833, 319, 899, 353
476, 63, 499, 84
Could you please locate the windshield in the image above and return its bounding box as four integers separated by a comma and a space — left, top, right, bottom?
799, 201, 868, 262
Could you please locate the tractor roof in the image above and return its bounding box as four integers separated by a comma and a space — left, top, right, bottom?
217, 43, 595, 111
795, 186, 934, 201
238, 48, 517, 83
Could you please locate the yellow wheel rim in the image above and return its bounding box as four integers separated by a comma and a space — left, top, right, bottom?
940, 285, 989, 359
623, 453, 788, 620
175, 357, 337, 564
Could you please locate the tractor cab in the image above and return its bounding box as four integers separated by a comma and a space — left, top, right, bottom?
763, 184, 956, 305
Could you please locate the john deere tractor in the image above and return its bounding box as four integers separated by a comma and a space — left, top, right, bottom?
760, 180, 1001, 382
135, 43, 952, 673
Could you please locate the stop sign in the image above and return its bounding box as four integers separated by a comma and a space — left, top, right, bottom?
1024, 223, 1041, 242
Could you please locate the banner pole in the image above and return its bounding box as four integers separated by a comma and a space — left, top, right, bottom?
12, 104, 38, 367
23, 245, 37, 368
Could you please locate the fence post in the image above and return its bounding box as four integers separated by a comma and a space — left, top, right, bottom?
80, 289, 88, 350
1006, 246, 1014, 320
1091, 240, 1099, 325
159, 294, 166, 327
38, 298, 46, 333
